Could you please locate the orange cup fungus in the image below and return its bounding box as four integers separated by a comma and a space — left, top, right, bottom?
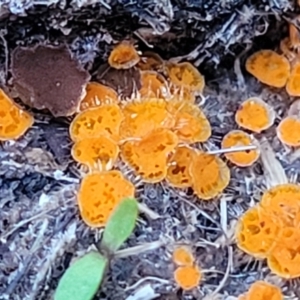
239, 281, 283, 300
167, 101, 211, 144
260, 183, 300, 227
235, 97, 275, 133
166, 146, 196, 188
119, 98, 174, 140
77, 171, 135, 227
121, 128, 178, 183
166, 62, 205, 94
71, 136, 119, 171
0, 89, 34, 141
277, 116, 300, 147
173, 246, 194, 266
137, 51, 164, 72
174, 265, 201, 290
69, 104, 123, 143
221, 130, 260, 167
108, 41, 140, 70
189, 151, 230, 200
78, 82, 118, 112
235, 205, 282, 259
286, 61, 300, 96
138, 71, 168, 99
245, 50, 290, 88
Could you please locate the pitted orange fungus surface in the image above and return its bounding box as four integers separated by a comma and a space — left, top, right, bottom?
0, 89, 34, 141
121, 128, 178, 183
189, 152, 230, 200
70, 104, 123, 142
77, 171, 135, 227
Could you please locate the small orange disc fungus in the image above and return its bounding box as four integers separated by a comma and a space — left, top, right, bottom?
189, 151, 230, 200
235, 206, 282, 259
174, 265, 201, 290
119, 98, 174, 140
235, 97, 275, 133
108, 41, 140, 70
78, 171, 135, 227
71, 136, 119, 171
167, 101, 211, 144
79, 82, 118, 112
166, 62, 205, 94
260, 183, 300, 227
137, 51, 164, 72
241, 281, 283, 300
166, 146, 196, 188
0, 89, 34, 141
138, 71, 168, 99
245, 50, 290, 88
70, 104, 123, 142
221, 130, 260, 167
277, 116, 300, 147
268, 227, 300, 278
286, 61, 300, 97
173, 246, 194, 266
121, 128, 178, 183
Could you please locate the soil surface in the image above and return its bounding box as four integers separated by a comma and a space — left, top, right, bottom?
0, 1, 300, 300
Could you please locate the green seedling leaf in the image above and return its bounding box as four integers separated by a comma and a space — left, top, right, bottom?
101, 197, 138, 253
54, 251, 108, 300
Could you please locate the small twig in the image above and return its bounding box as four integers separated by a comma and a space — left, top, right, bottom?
114, 240, 164, 258
138, 203, 161, 220
207, 145, 257, 155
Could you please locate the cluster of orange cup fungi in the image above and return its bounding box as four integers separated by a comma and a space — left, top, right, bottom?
69, 39, 257, 227
238, 281, 283, 300
172, 246, 201, 290
246, 25, 300, 147
0, 89, 33, 141
236, 183, 300, 278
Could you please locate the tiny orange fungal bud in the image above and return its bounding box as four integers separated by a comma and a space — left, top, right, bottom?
235, 205, 282, 259
277, 116, 300, 147
71, 136, 119, 171
69, 104, 123, 142
0, 89, 34, 141
221, 130, 260, 167
173, 246, 194, 266
79, 82, 118, 112
120, 128, 178, 183
174, 265, 201, 290
108, 41, 140, 70
137, 51, 164, 72
245, 50, 290, 88
166, 146, 196, 188
166, 62, 205, 94
241, 281, 283, 300
189, 151, 230, 200
119, 98, 174, 140
138, 71, 168, 99
167, 101, 211, 144
77, 171, 135, 227
235, 97, 275, 133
